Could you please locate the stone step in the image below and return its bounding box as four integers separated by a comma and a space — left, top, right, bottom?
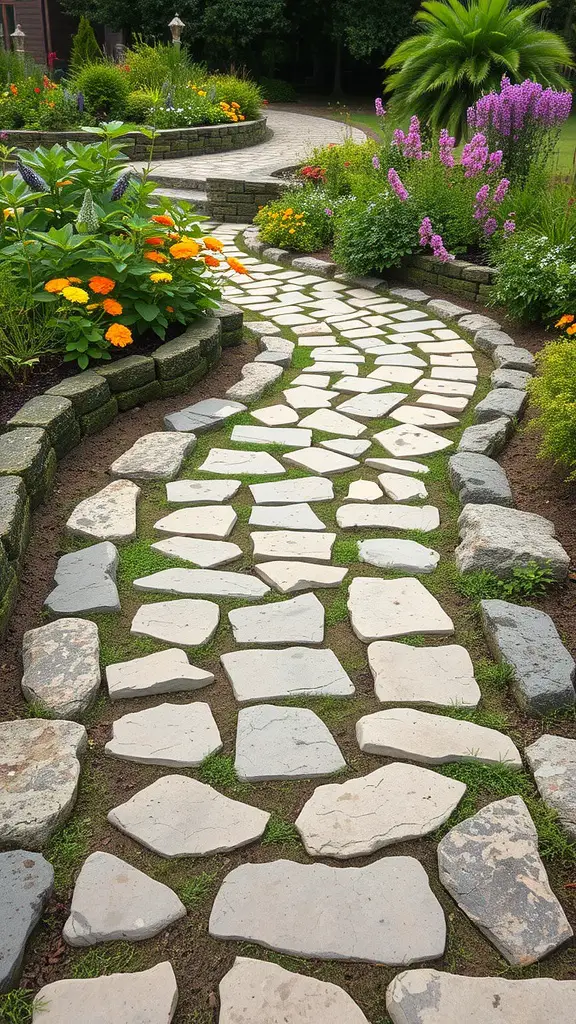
152, 185, 209, 213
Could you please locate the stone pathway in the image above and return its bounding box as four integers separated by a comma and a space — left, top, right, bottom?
2, 223, 575, 1021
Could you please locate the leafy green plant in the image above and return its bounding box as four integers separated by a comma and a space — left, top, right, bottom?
211, 74, 262, 122
491, 230, 576, 322
0, 268, 57, 381
72, 63, 130, 119
124, 38, 204, 93
332, 191, 420, 272
259, 77, 298, 103
69, 16, 102, 73
529, 340, 576, 480
456, 561, 556, 601
0, 990, 40, 1024
200, 753, 239, 789
255, 186, 337, 252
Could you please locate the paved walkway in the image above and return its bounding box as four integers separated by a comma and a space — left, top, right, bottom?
132, 109, 367, 184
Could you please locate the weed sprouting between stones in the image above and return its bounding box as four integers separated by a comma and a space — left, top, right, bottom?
262, 814, 301, 845
70, 943, 143, 979
177, 871, 219, 909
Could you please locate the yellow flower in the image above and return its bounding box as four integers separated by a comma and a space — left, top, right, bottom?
150, 272, 173, 283
198, 89, 206, 96
61, 286, 89, 304
289, 228, 295, 234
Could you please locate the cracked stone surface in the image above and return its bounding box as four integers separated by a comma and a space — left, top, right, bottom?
152, 536, 242, 568
165, 398, 246, 433
198, 447, 285, 476
349, 577, 454, 642
368, 642, 480, 707
337, 504, 439, 533
108, 775, 269, 857
131, 599, 219, 646
66, 479, 140, 543
525, 734, 576, 841
105, 701, 222, 766
165, 479, 241, 504
106, 649, 213, 700
110, 432, 194, 480
358, 539, 439, 573
134, 568, 269, 599
255, 560, 347, 593
21, 618, 100, 720
251, 530, 335, 563
154, 506, 237, 539
44, 542, 120, 616
250, 477, 334, 504
249, 502, 326, 530
437, 796, 572, 964
455, 504, 570, 581
63, 851, 186, 946
357, 708, 521, 766
235, 705, 345, 780
229, 592, 324, 644
374, 424, 453, 458
378, 472, 428, 502
221, 646, 354, 702
0, 850, 54, 991
31, 961, 178, 1024
226, 361, 283, 401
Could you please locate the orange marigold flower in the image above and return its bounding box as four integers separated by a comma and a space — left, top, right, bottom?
102, 298, 123, 315
145, 236, 165, 246
9, 84, 17, 96
166, 305, 175, 313
567, 324, 576, 335
204, 254, 221, 268
203, 236, 224, 252
44, 277, 70, 293
227, 256, 250, 276
144, 251, 169, 264
67, 276, 82, 284
170, 239, 201, 259
105, 323, 133, 348
555, 314, 575, 327
56, 179, 73, 187
231, 102, 240, 109
151, 214, 175, 227
168, 231, 180, 241
89, 276, 115, 295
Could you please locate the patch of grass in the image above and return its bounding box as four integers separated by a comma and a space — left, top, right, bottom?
262, 814, 300, 846
456, 562, 557, 603
45, 816, 92, 892
71, 943, 143, 979
440, 704, 510, 732
199, 753, 241, 790
324, 591, 349, 626
474, 659, 514, 690
332, 537, 359, 564
177, 871, 218, 909
117, 539, 183, 587
22, 700, 53, 719
0, 991, 38, 1024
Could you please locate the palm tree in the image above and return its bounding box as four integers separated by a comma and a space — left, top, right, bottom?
384, 0, 574, 140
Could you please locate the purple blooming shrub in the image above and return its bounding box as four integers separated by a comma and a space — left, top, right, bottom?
418, 216, 454, 262
388, 167, 409, 201
392, 116, 423, 159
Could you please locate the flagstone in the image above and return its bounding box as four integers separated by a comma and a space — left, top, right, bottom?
366, 457, 429, 474
164, 398, 246, 433
345, 480, 383, 502
165, 479, 241, 503
284, 386, 338, 410
131, 599, 219, 646
430, 367, 478, 381
341, 327, 384, 339
369, 641, 480, 706
369, 366, 423, 384
273, 313, 315, 326
229, 592, 325, 645
221, 646, 354, 702
109, 775, 269, 857
291, 373, 331, 388
250, 404, 299, 427
209, 857, 446, 964
31, 962, 178, 1024
418, 340, 473, 354
430, 353, 476, 366
231, 425, 312, 448
332, 376, 389, 393
154, 505, 237, 539
133, 568, 270, 599
432, 328, 461, 339
152, 536, 242, 568
390, 405, 460, 429
416, 393, 469, 413
385, 332, 434, 343
309, 346, 362, 357
255, 560, 347, 593
254, 349, 292, 366
244, 321, 281, 336
303, 362, 359, 375
321, 437, 372, 456
366, 343, 411, 354
292, 322, 333, 335
525, 734, 576, 840
358, 539, 439, 573
362, 314, 391, 327
415, 378, 476, 397
337, 504, 439, 532
249, 502, 326, 531
226, 362, 284, 402
110, 432, 194, 480
0, 850, 54, 991
374, 424, 453, 458
455, 503, 570, 580
298, 409, 367, 437
389, 320, 446, 333
357, 707, 521, 766
297, 336, 342, 346
337, 392, 407, 419
296, 762, 466, 858
198, 447, 285, 475
378, 473, 428, 501
390, 309, 430, 322
45, 542, 120, 617
250, 477, 334, 504
348, 577, 453, 642
21, 618, 100, 720
283, 447, 359, 476
251, 530, 335, 562
235, 705, 345, 780
106, 649, 213, 700
66, 479, 140, 543
375, 354, 427, 367
105, 701, 222, 766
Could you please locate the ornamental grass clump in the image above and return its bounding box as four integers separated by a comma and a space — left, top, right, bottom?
529, 340, 576, 481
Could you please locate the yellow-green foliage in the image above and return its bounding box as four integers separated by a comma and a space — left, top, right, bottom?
529, 340, 576, 479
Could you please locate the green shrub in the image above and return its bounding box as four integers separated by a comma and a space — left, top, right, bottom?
124, 90, 155, 123
124, 39, 204, 92
69, 16, 102, 73
332, 193, 420, 273
491, 231, 576, 322
211, 74, 262, 121
0, 268, 57, 381
73, 63, 130, 119
255, 187, 336, 252
307, 137, 380, 199
259, 77, 298, 103
529, 341, 576, 481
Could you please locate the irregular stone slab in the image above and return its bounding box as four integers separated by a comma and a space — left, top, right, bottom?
415, 378, 476, 397
296, 763, 466, 858
284, 385, 337, 411
366, 457, 429, 475
21, 618, 100, 720
458, 417, 513, 457
0, 850, 54, 991
133, 568, 269, 599
321, 437, 371, 456
45, 542, 120, 616
493, 345, 535, 373
258, 335, 294, 355
235, 705, 345, 781
32, 961, 178, 1024
219, 956, 370, 1024
229, 593, 325, 645
455, 504, 570, 581
110, 432, 194, 481
131, 599, 219, 646
474, 388, 527, 423
438, 796, 572, 963
430, 353, 476, 367
428, 298, 471, 318
166, 479, 241, 504
63, 851, 185, 946
209, 857, 445, 964
369, 366, 423, 384
226, 362, 284, 402
359, 539, 439, 573
107, 649, 213, 700
106, 701, 222, 766
283, 447, 359, 476
165, 398, 246, 433
231, 425, 312, 448
221, 646, 354, 702
390, 286, 430, 300
474, 327, 516, 354
291, 373, 331, 388
449, 453, 513, 506
293, 321, 333, 335
375, 354, 427, 367
348, 578, 454, 643
152, 536, 242, 568
369, 642, 480, 707
491, 368, 532, 390
198, 448, 285, 476
250, 477, 333, 504
333, 376, 389, 393
109, 775, 269, 856
481, 600, 575, 713
378, 472, 428, 502
298, 409, 367, 437
66, 479, 140, 543
251, 404, 299, 426
357, 708, 521, 766
337, 392, 407, 419
385, 969, 576, 1024
256, 560, 347, 593
525, 734, 576, 840
375, 424, 453, 458
431, 367, 477, 382
244, 320, 281, 336
303, 362, 359, 375
458, 313, 501, 331
418, 341, 473, 355
251, 530, 335, 563
249, 502, 326, 531
337, 504, 439, 533
0, 719, 86, 849
345, 480, 382, 502
391, 405, 459, 429
154, 505, 237, 539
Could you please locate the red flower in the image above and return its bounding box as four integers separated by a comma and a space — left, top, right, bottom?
34, 87, 41, 94
47, 51, 57, 68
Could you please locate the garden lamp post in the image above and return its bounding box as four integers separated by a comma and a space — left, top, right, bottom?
169, 14, 185, 48
11, 24, 26, 57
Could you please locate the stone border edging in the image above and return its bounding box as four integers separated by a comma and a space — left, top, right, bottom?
0, 302, 244, 635
403, 253, 498, 302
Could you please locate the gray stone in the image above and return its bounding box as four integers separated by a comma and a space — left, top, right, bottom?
209, 857, 445, 964
199, 447, 285, 476
525, 734, 576, 841
131, 599, 219, 646
6, 395, 80, 459
107, 649, 213, 700
229, 592, 324, 645
258, 336, 295, 356
0, 476, 28, 562
262, 247, 291, 263
63, 851, 185, 946
152, 536, 242, 568
235, 705, 345, 781
337, 504, 439, 533
427, 299, 471, 318
110, 432, 195, 480
0, 427, 54, 508
493, 345, 535, 373
438, 796, 572, 964
250, 477, 333, 504
249, 503, 326, 531
348, 578, 454, 643
219, 957, 370, 1024
45, 542, 120, 616
96, 355, 155, 392
66, 479, 140, 543
292, 256, 336, 275
457, 417, 513, 456
296, 763, 465, 858
455, 504, 570, 581
358, 539, 439, 573
474, 328, 516, 354
231, 425, 312, 447
481, 600, 575, 713
254, 349, 292, 366
226, 362, 284, 401
0, 719, 86, 849
244, 320, 281, 337
491, 368, 531, 390
46, 370, 110, 416
154, 505, 238, 539
21, 618, 100, 719
0, 850, 54, 992
32, 961, 178, 1024
369, 641, 480, 707
109, 775, 269, 857
474, 388, 527, 423
458, 313, 501, 331
164, 398, 245, 433
389, 287, 430, 301
221, 647, 355, 702
255, 560, 347, 593
106, 701, 222, 766
251, 530, 335, 563
134, 568, 269, 599
449, 452, 513, 506
337, 392, 407, 419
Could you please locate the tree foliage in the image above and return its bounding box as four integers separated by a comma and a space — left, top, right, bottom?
69, 15, 102, 71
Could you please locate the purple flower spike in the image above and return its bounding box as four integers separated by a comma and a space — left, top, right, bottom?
372, 154, 381, 170
375, 97, 385, 117
388, 167, 409, 201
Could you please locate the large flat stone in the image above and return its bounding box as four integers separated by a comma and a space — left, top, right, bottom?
284, 386, 338, 410
66, 479, 140, 543
449, 453, 513, 506
219, 957, 370, 1024
0, 850, 54, 992
249, 502, 326, 531
378, 472, 428, 502
231, 425, 312, 448
229, 593, 324, 645
491, 368, 532, 390
251, 530, 335, 563
357, 708, 521, 766
110, 432, 194, 480
32, 962, 178, 1024
109, 775, 269, 856
226, 361, 283, 401
455, 504, 570, 581
0, 719, 86, 849
385, 969, 576, 1024
525, 734, 576, 840
333, 376, 389, 393
303, 362, 359, 375
283, 448, 359, 475
358, 539, 439, 573
21, 618, 100, 720
152, 537, 242, 568
63, 851, 185, 946
415, 378, 476, 397
374, 424, 453, 458
438, 796, 572, 964
255, 560, 347, 593
368, 366, 423, 384
106, 702, 222, 766
198, 448, 285, 476
235, 705, 345, 781
348, 578, 454, 643
165, 398, 246, 433
493, 346, 535, 373
221, 647, 354, 702
154, 506, 237, 539
165, 479, 241, 503
298, 409, 367, 437
44, 542, 120, 616
250, 477, 333, 504
131, 599, 219, 646
366, 457, 429, 475
107, 649, 213, 700
345, 480, 383, 502
209, 858, 445, 964
337, 504, 439, 532
296, 762, 465, 859
251, 404, 299, 425
369, 642, 480, 707
337, 393, 407, 419
134, 568, 269, 599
